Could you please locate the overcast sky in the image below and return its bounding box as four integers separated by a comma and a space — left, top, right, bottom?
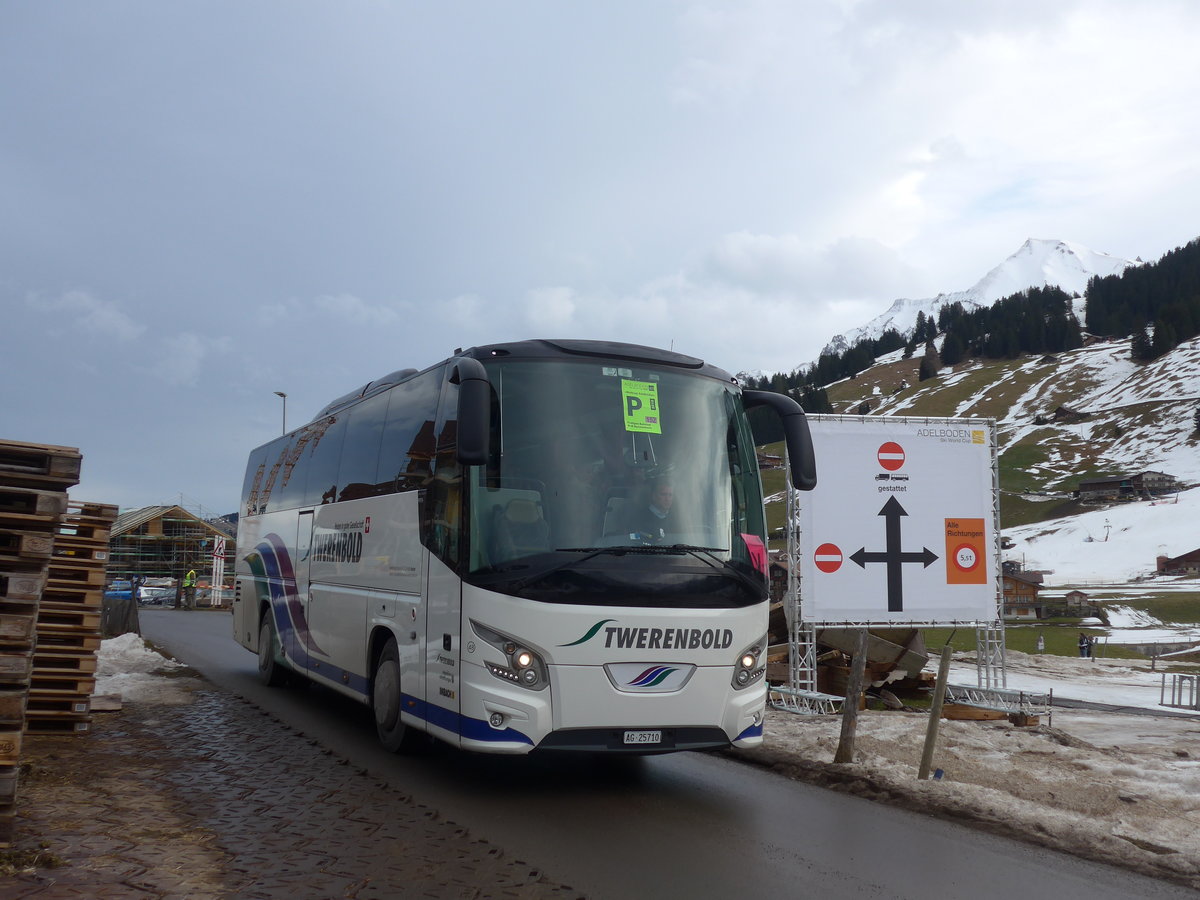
4, 1, 1199, 514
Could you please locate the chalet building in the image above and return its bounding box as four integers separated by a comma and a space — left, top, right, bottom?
108, 505, 236, 595
1064, 590, 1090, 608
1002, 571, 1044, 619
1157, 549, 1200, 577
1075, 470, 1180, 502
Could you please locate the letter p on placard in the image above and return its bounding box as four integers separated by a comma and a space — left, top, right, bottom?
945, 518, 988, 585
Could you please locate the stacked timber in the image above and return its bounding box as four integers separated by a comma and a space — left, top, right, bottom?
30, 499, 117, 735
0, 439, 83, 845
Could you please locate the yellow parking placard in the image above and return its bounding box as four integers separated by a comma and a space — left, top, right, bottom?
621, 380, 662, 433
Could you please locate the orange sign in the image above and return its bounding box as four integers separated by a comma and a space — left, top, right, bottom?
945, 518, 988, 584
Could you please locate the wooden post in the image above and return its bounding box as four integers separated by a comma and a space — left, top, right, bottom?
833, 629, 869, 764
918, 645, 954, 780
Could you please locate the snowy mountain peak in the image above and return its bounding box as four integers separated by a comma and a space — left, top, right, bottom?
819, 239, 1140, 360
972, 238, 1134, 305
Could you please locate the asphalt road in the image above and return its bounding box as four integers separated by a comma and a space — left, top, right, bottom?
140, 609, 1196, 900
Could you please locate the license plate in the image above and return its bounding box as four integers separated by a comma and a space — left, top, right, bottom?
623, 730, 662, 745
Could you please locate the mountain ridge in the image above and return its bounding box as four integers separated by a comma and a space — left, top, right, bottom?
820, 238, 1139, 359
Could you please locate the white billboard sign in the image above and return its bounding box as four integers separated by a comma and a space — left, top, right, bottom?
798, 416, 999, 624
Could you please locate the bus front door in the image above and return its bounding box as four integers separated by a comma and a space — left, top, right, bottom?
424, 553, 462, 746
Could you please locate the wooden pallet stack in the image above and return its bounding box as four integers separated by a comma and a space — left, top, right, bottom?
30, 498, 117, 736
0, 438, 85, 845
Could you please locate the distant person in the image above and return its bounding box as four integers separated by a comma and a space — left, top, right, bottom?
1078, 632, 1090, 658
626, 481, 676, 542
184, 569, 197, 609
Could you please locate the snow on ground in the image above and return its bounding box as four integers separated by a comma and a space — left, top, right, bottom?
757, 648, 1200, 889
94, 633, 1200, 889
1004, 487, 1200, 584
95, 632, 197, 705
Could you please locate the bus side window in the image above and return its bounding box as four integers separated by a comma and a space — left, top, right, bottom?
377, 367, 443, 495
303, 415, 349, 507
337, 392, 389, 502
241, 445, 271, 516
266, 433, 307, 512
424, 376, 464, 568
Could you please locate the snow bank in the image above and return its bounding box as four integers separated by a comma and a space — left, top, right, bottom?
95, 632, 196, 705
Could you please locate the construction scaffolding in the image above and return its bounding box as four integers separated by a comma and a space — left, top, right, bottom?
106, 505, 236, 603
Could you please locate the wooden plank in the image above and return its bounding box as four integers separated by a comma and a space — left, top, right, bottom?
0, 651, 33, 683
64, 500, 118, 523
25, 695, 90, 717
35, 631, 102, 653
0, 569, 47, 602
50, 541, 110, 564
27, 673, 96, 697
23, 718, 90, 736
0, 487, 69, 520
817, 627, 928, 679
53, 520, 112, 543
32, 649, 98, 676
0, 728, 22, 766
45, 561, 106, 588
36, 606, 102, 630
0, 531, 54, 560
0, 614, 36, 646
0, 689, 27, 726
942, 702, 1008, 721
39, 584, 102, 610
0, 439, 82, 487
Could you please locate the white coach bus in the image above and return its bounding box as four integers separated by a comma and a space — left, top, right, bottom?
233, 339, 816, 754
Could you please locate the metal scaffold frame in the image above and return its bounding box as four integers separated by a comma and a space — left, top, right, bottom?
770, 445, 844, 715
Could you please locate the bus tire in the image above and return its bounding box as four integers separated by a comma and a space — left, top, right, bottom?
373, 638, 420, 753
258, 613, 289, 687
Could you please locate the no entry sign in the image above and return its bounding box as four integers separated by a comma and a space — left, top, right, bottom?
877, 441, 905, 471
814, 543, 843, 573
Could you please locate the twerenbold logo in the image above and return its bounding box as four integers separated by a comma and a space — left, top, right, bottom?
560, 620, 734, 651
560, 619, 617, 647
628, 666, 680, 688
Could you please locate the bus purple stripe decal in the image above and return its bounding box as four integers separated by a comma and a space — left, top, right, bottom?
261, 533, 327, 658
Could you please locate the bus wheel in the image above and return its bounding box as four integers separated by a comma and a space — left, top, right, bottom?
373, 638, 420, 752
258, 614, 288, 687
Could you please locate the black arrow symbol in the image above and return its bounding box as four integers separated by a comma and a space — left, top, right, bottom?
851, 496, 938, 612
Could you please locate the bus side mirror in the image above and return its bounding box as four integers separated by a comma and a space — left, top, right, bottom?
450, 358, 491, 466
742, 390, 817, 491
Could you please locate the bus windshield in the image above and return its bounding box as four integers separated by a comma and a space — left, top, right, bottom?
466, 358, 766, 605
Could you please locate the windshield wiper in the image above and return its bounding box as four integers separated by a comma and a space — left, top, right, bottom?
666, 545, 766, 596
510, 545, 691, 591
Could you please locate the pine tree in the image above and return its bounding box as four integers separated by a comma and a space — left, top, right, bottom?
918, 341, 940, 381
940, 332, 965, 366
1130, 326, 1152, 361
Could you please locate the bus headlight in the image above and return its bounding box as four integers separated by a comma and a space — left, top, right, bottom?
470, 620, 549, 692
732, 636, 767, 690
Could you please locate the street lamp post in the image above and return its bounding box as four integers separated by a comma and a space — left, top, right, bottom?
274, 391, 287, 435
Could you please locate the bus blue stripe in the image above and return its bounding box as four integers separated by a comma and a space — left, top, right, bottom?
735, 722, 764, 741
401, 694, 533, 745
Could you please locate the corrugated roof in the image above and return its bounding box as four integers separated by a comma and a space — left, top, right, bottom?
112, 505, 234, 539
